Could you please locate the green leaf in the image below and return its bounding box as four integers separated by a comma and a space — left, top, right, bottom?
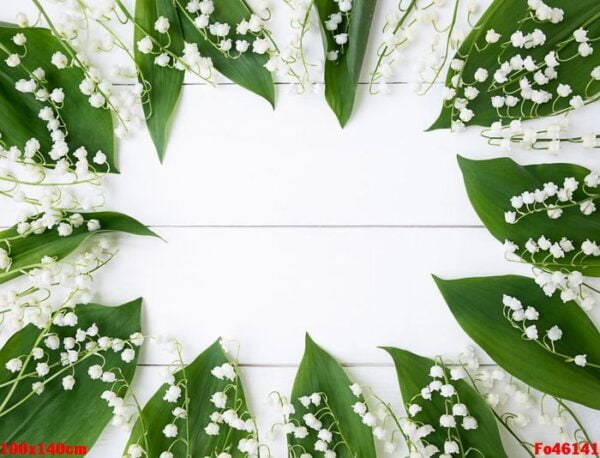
315, 0, 377, 127
174, 0, 275, 106
0, 211, 157, 284
434, 275, 600, 410
458, 155, 600, 275
288, 334, 377, 458
0, 26, 116, 171
0, 298, 142, 447
125, 339, 256, 457
134, 0, 185, 161
383, 347, 507, 457
430, 0, 600, 129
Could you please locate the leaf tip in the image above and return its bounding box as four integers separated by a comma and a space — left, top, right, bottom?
379, 345, 394, 356
431, 273, 443, 284
304, 332, 315, 346
149, 130, 168, 164
123, 296, 144, 308
152, 230, 167, 243
213, 336, 224, 348
425, 114, 447, 131
119, 297, 144, 324
432, 274, 450, 293
426, 99, 458, 131
456, 154, 476, 171
337, 115, 350, 129
157, 147, 167, 164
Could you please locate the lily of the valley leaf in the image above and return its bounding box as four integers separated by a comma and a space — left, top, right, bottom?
384, 347, 507, 457
124, 339, 257, 457
435, 275, 600, 410
287, 334, 377, 458
0, 211, 157, 285
430, 0, 600, 130
0, 299, 142, 448
0, 25, 116, 171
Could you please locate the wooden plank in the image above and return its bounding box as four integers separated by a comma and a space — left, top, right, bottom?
88, 226, 536, 365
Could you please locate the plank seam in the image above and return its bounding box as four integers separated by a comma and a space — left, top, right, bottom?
130, 225, 485, 229
112, 81, 443, 87
137, 363, 499, 368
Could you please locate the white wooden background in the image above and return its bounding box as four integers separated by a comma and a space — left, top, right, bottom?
2, 0, 600, 456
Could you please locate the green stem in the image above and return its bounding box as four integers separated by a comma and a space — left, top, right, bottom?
175, 344, 191, 458
421, 0, 461, 94
112, 0, 213, 84
555, 398, 598, 455
30, 0, 127, 126
369, 0, 419, 93
0, 349, 95, 418
464, 368, 535, 458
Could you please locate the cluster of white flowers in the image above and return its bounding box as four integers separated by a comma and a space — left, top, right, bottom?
178, 42, 215, 82
268, 392, 309, 450
415, 4, 474, 96
124, 338, 188, 458
203, 361, 259, 456
0, 238, 113, 332
3, 33, 84, 164
24, 209, 101, 238
55, 1, 146, 135
266, 0, 322, 94
0, 136, 107, 212
94, 333, 145, 427
0, 36, 115, 236
156, 344, 189, 451
179, 0, 272, 58
441, 0, 599, 136
322, 0, 353, 61
274, 0, 351, 94
20, 5, 145, 138
1, 28, 113, 222
356, 355, 483, 457
416, 361, 479, 438
459, 347, 580, 444
471, 366, 535, 430
504, 172, 600, 225
527, 0, 563, 24
1, 299, 141, 421
135, 16, 216, 85
347, 383, 411, 455
504, 235, 598, 310
272, 389, 346, 458
134, 0, 277, 86
4, 34, 27, 68
500, 172, 600, 308
483, 116, 600, 153
371, 0, 476, 95
509, 236, 595, 262
502, 294, 594, 369
76, 60, 145, 138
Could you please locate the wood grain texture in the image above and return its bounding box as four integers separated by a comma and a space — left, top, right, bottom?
90, 226, 559, 366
